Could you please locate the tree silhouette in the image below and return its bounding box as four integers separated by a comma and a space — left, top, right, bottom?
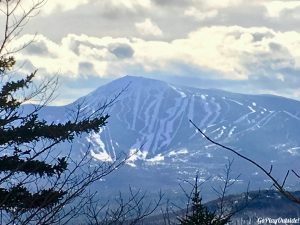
0, 53, 119, 224
178, 175, 230, 225
0, 1, 126, 224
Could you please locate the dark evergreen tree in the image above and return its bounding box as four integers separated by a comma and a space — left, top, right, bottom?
0, 55, 110, 221
0, 1, 127, 224
178, 175, 230, 225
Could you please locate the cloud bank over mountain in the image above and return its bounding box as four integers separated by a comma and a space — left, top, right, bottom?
10, 0, 300, 104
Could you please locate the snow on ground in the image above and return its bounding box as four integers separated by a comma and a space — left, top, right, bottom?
167, 149, 189, 157
87, 131, 113, 162
146, 154, 164, 162
168, 84, 187, 98
286, 147, 300, 156
227, 98, 243, 106
126, 149, 148, 167
90, 149, 113, 162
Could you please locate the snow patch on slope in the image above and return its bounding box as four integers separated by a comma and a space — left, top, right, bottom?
286, 147, 300, 156
168, 149, 189, 157
146, 154, 164, 162
283, 111, 300, 121
227, 98, 243, 106
126, 149, 148, 167
91, 150, 113, 162
168, 84, 187, 98
87, 131, 113, 162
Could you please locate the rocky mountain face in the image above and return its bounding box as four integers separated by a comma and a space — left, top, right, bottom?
35, 76, 300, 198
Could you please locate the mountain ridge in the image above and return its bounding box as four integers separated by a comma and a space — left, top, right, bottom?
34, 75, 300, 198
80, 75, 300, 106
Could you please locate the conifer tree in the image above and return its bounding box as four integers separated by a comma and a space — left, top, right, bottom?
178, 175, 230, 225
0, 55, 112, 223
0, 1, 126, 224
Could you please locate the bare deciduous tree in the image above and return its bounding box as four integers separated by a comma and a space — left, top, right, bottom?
0, 0, 46, 56
83, 187, 163, 225
158, 160, 249, 225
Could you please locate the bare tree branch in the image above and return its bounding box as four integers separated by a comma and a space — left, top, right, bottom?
189, 119, 300, 205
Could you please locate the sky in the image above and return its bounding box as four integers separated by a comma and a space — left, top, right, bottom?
5, 0, 300, 105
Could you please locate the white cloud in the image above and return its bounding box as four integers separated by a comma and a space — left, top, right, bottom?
43, 0, 89, 13
13, 35, 78, 77
184, 7, 218, 21
135, 18, 163, 37
105, 0, 152, 11
15, 0, 90, 15
184, 0, 242, 20
13, 26, 300, 83
10, 0, 300, 45
262, 1, 300, 18
3, 0, 300, 105
10, 0, 153, 17
200, 0, 243, 9
14, 34, 135, 79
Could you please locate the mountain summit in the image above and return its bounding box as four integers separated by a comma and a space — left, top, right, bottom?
40, 76, 300, 195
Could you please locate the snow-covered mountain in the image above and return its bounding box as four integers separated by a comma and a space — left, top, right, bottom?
38, 76, 300, 198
